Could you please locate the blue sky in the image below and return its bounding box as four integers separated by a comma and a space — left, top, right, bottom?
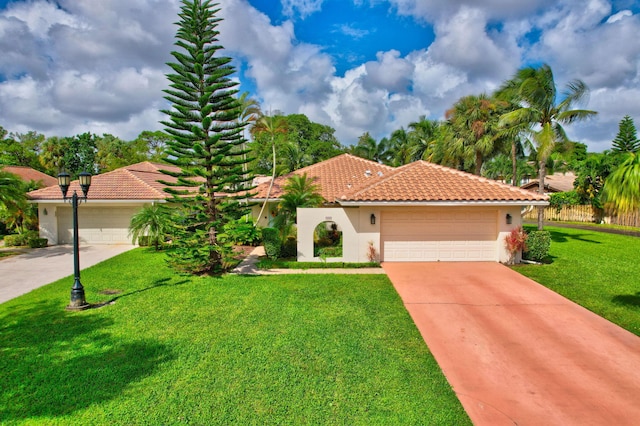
0, 0, 639, 152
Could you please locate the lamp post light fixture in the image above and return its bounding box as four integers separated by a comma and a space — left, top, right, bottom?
58, 171, 92, 311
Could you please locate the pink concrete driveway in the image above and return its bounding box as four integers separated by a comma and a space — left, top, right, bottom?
383, 262, 640, 425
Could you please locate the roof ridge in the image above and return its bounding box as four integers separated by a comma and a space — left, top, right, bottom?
421, 161, 549, 198
341, 161, 414, 199
123, 167, 167, 198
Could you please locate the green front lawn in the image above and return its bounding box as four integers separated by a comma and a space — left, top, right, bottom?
0, 249, 469, 425
516, 226, 640, 336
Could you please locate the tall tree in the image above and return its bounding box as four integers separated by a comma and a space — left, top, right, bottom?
0, 130, 45, 170
611, 115, 640, 154
407, 116, 442, 162
161, 0, 251, 274
445, 94, 508, 175
251, 114, 288, 225
353, 132, 388, 163
387, 128, 413, 166
133, 130, 173, 162
498, 64, 597, 229
602, 153, 640, 214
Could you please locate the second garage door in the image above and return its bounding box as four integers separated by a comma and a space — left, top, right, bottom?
381, 208, 498, 262
58, 206, 139, 244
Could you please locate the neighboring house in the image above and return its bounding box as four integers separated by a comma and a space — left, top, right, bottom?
252, 154, 548, 263
28, 162, 183, 245
3, 166, 57, 188
521, 172, 577, 194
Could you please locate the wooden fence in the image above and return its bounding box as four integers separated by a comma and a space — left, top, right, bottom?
523, 205, 640, 228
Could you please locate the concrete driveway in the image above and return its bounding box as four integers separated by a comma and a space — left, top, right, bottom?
383, 261, 640, 426
0, 244, 135, 304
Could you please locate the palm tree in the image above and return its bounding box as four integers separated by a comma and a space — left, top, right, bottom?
0, 170, 24, 208
407, 116, 441, 162
238, 92, 261, 175
128, 204, 172, 250
353, 132, 388, 163
602, 153, 640, 214
498, 64, 597, 229
279, 173, 323, 223
387, 128, 413, 166
251, 114, 288, 225
446, 94, 507, 175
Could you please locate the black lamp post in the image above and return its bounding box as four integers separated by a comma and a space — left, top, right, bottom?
58, 171, 92, 310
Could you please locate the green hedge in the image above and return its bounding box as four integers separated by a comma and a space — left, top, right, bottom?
28, 238, 48, 248
524, 231, 551, 262
4, 232, 47, 248
262, 228, 281, 260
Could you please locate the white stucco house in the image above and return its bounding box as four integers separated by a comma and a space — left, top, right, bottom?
27, 162, 183, 245
251, 154, 548, 263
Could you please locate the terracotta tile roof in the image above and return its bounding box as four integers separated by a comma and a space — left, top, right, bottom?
252, 153, 395, 202
2, 166, 57, 187
521, 172, 576, 193
27, 162, 186, 201
339, 161, 549, 204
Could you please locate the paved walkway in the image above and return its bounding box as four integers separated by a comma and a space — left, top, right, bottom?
0, 244, 136, 304
231, 246, 385, 275
383, 261, 640, 425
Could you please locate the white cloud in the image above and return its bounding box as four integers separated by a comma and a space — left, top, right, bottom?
281, 0, 324, 18
0, 0, 636, 152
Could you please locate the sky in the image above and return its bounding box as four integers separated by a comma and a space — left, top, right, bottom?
0, 0, 639, 152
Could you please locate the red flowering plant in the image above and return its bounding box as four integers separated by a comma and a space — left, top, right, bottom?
504, 226, 528, 264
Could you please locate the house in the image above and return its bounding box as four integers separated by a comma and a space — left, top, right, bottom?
28, 155, 548, 264
521, 172, 577, 194
252, 154, 548, 263
2, 166, 57, 187
27, 162, 183, 245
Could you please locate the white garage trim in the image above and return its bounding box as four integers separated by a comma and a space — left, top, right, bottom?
57, 206, 140, 244
381, 208, 498, 262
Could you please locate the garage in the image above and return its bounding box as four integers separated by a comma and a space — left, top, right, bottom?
57, 206, 139, 244
381, 208, 498, 261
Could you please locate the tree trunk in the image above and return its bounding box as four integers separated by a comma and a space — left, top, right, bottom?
511, 140, 517, 186
256, 137, 276, 226
537, 161, 546, 231
475, 151, 483, 176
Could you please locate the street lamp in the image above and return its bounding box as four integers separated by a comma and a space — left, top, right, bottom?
58, 171, 92, 310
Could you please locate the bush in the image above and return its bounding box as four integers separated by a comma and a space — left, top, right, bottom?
262, 228, 281, 260
28, 237, 48, 248
549, 190, 581, 212
3, 234, 23, 247
137, 235, 151, 247
220, 218, 261, 246
281, 236, 297, 258
524, 231, 551, 262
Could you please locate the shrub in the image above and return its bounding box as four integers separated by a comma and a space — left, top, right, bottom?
524, 231, 551, 262
137, 235, 151, 247
549, 190, 581, 213
27, 237, 48, 248
504, 226, 528, 264
281, 236, 297, 258
220, 218, 261, 246
262, 228, 281, 260
3, 234, 23, 247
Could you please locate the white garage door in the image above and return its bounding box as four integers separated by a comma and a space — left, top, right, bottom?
381, 209, 498, 262
57, 207, 139, 244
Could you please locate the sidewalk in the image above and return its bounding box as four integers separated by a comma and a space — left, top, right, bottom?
231, 246, 385, 275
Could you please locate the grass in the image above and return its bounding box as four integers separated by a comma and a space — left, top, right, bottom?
515, 225, 640, 336
257, 258, 380, 269
0, 249, 469, 425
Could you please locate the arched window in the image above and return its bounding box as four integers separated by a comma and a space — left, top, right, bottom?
313, 221, 343, 258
